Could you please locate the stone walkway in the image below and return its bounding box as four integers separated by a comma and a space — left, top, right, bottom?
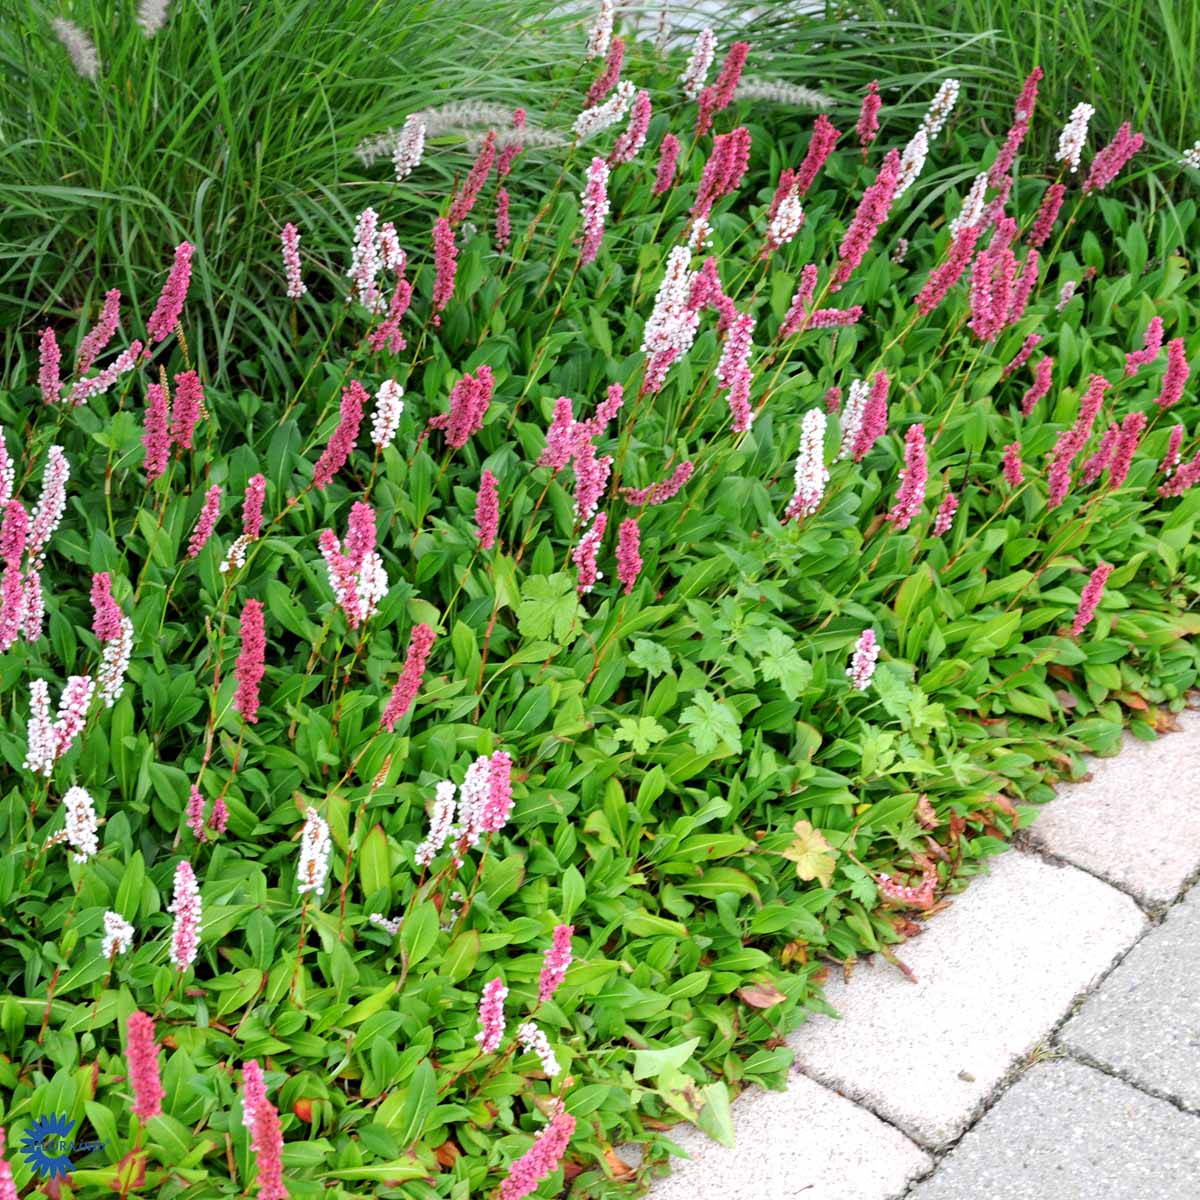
640, 707, 1200, 1200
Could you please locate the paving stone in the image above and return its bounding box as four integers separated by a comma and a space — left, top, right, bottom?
788, 850, 1144, 1148
907, 1058, 1200, 1200
1059, 881, 1200, 1110
1021, 709, 1200, 906
641, 1071, 932, 1200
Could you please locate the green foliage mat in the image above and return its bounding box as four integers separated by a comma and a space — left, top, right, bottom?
0, 11, 1198, 1200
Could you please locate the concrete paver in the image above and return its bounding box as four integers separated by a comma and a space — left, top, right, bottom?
1021, 710, 1200, 906
787, 851, 1144, 1148
1059, 881, 1200, 1110
641, 1072, 932, 1200
906, 1058, 1200, 1200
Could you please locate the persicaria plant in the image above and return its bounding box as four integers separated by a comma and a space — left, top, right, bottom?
2, 3, 1198, 1197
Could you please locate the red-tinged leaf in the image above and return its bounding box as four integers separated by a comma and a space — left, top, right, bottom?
737, 981, 788, 1009
1115, 691, 1149, 710
112, 1151, 146, 1193
603, 1147, 636, 1180
915, 793, 937, 828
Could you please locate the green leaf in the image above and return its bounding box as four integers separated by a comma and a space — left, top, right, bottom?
359, 824, 391, 902
754, 630, 813, 700
680, 690, 742, 754
393, 1058, 437, 1148
632, 1036, 700, 1080
629, 638, 671, 677
516, 573, 580, 643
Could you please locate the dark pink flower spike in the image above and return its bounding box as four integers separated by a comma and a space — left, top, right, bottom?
381, 623, 436, 732
856, 80, 881, 155
233, 598, 266, 724
1072, 562, 1113, 637
146, 242, 194, 345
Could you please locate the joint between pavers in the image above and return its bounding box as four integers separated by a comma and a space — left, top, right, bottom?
1058, 1043, 1200, 1119
1012, 830, 1157, 913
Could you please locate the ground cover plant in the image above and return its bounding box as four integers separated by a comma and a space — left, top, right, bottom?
1, 3, 1199, 1198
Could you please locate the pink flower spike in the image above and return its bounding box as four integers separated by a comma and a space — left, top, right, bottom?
481, 750, 514, 832
494, 187, 511, 251
381, 623, 436, 732
186, 785, 207, 842
539, 398, 578, 473
1124, 316, 1164, 377
578, 157, 610, 266
856, 80, 882, 154
241, 1059, 267, 1134
932, 491, 958, 536
886, 423, 928, 530
824, 386, 842, 413
1107, 409, 1146, 489
852, 371, 889, 462
126, 1011, 165, 1121
0, 1126, 17, 1200
90, 571, 122, 641
585, 35, 624, 108
69, 340, 142, 406
1072, 561, 1114, 637
538, 924, 574, 1002
313, 380, 366, 488
449, 131, 496, 226
208, 796, 229, 835
572, 513, 608, 594
653, 133, 681, 195
281, 222, 306, 299
621, 460, 694, 507
496, 108, 526, 179
915, 222, 982, 316
162, 864, 199, 971
476, 470, 500, 551
428, 366, 494, 450
170, 370, 204, 450
1020, 356, 1054, 416
611, 88, 651, 165
692, 126, 752, 219
847, 629, 880, 691
1081, 424, 1118, 485
77, 288, 122, 372
988, 67, 1043, 186
475, 977, 508, 1053
1002, 441, 1025, 485
832, 149, 901, 291
250, 1093, 287, 1200
794, 114, 842, 196
0, 502, 26, 572
500, 1107, 577, 1200
1002, 333, 1041, 380
717, 311, 756, 434
187, 485, 222, 559
1027, 183, 1066, 249
234, 599, 266, 724
779, 264, 820, 338
146, 242, 194, 345
616, 518, 642, 594
38, 328, 61, 405
805, 306, 863, 329
1160, 425, 1184, 477
431, 218, 458, 316
242, 474, 266, 540
142, 383, 171, 481
694, 40, 750, 137
1083, 122, 1144, 194
1156, 338, 1190, 410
